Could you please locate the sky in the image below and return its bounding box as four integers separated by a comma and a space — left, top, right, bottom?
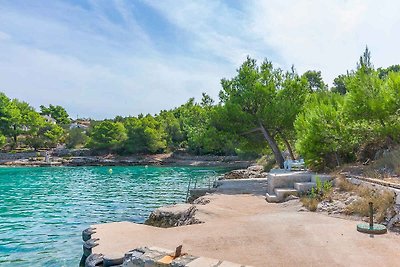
1, 0, 400, 119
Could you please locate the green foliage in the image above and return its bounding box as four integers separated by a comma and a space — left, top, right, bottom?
377, 64, 400, 79
87, 121, 127, 151
0, 92, 21, 142
307, 177, 333, 201
218, 57, 309, 166
25, 123, 64, 149
295, 93, 352, 169
331, 74, 348, 95
123, 115, 166, 154
40, 104, 71, 124
0, 133, 6, 149
66, 128, 89, 148
302, 70, 327, 91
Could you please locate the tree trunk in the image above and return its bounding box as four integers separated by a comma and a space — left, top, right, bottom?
259, 122, 284, 168
276, 129, 295, 160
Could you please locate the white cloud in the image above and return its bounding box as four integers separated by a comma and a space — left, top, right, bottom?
248, 0, 400, 83
1, 0, 400, 118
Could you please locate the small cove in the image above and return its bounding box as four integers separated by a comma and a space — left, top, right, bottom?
0, 166, 227, 266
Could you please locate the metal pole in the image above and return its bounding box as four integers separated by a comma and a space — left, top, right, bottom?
185, 178, 192, 203
369, 202, 373, 229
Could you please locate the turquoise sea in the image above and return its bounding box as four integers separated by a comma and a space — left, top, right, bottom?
0, 166, 227, 266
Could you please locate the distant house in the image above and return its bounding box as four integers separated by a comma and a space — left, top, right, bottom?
69, 120, 90, 130
42, 115, 57, 124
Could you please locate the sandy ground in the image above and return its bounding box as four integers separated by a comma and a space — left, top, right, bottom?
92, 194, 400, 267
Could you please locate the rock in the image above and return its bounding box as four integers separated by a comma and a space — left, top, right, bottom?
223, 165, 266, 179
285, 195, 299, 201
298, 207, 308, 212
247, 165, 264, 172
193, 196, 211, 205
145, 204, 202, 228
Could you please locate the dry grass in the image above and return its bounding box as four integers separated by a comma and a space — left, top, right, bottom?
337, 177, 396, 223
336, 175, 357, 192
364, 147, 400, 178
300, 197, 319, 212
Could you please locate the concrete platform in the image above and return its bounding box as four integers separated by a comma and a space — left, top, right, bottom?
90, 194, 400, 267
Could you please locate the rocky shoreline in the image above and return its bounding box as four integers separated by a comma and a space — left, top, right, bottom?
0, 150, 253, 168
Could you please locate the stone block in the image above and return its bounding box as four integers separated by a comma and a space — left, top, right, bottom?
311, 174, 333, 183
267, 172, 312, 194
294, 182, 316, 193
265, 193, 279, 203
274, 188, 298, 200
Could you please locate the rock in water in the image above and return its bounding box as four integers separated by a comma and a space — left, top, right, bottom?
145, 204, 202, 228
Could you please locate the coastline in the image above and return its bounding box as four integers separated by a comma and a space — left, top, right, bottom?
0, 152, 253, 168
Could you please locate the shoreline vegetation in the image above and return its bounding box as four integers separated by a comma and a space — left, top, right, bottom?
0, 47, 399, 176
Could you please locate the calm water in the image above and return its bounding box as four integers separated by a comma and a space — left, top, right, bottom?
0, 166, 226, 266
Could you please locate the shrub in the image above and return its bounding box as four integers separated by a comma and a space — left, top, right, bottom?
300, 197, 319, 211
301, 177, 333, 211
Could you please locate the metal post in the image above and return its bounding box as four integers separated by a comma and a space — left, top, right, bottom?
369, 202, 373, 229
185, 178, 191, 203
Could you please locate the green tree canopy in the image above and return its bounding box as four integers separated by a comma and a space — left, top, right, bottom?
87, 121, 127, 151
40, 104, 71, 124
123, 115, 166, 154
302, 70, 327, 91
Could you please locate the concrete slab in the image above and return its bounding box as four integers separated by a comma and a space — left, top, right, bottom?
186, 257, 220, 267
294, 182, 316, 193
265, 193, 279, 203
91, 194, 400, 267
274, 188, 298, 200
218, 260, 244, 267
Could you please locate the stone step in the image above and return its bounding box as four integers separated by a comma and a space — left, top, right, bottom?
294, 182, 317, 193
274, 188, 299, 200
265, 193, 280, 203
311, 174, 333, 183
267, 172, 312, 194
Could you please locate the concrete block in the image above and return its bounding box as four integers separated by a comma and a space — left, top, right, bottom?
265, 193, 280, 203
274, 188, 298, 200
186, 257, 220, 267
311, 174, 332, 183
267, 172, 312, 194
294, 182, 316, 193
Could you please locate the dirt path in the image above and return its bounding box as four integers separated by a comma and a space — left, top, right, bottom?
92, 194, 400, 267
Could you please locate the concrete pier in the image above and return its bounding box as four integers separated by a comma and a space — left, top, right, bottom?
85, 194, 400, 267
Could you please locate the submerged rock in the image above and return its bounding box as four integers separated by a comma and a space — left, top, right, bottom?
145, 204, 202, 228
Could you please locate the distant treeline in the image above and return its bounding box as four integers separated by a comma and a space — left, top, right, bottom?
1, 47, 399, 170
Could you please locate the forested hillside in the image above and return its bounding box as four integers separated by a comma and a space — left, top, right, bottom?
1, 48, 399, 170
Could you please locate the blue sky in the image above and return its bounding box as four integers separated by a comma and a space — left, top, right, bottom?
1, 0, 399, 119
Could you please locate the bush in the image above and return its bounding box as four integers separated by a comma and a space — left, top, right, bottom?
300, 197, 319, 211
301, 177, 333, 211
